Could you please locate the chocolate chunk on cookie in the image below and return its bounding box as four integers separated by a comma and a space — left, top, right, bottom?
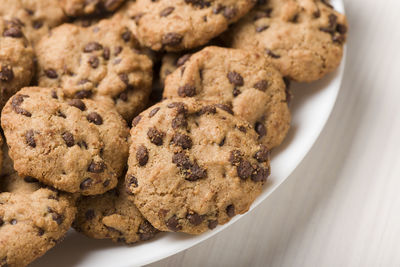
0, 0, 67, 46
126, 98, 270, 234
124, 0, 256, 51
73, 179, 158, 244
0, 18, 35, 111
228, 0, 348, 82
1, 87, 129, 195
36, 15, 153, 122
0, 141, 76, 267
60, 0, 126, 17
164, 46, 291, 149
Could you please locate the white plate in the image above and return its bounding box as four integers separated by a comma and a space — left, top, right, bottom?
32, 1, 346, 266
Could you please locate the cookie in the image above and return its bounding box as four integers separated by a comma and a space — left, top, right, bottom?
126, 0, 256, 51
163, 46, 291, 149
1, 87, 130, 195
0, 142, 76, 267
60, 0, 126, 17
0, 18, 35, 111
73, 179, 159, 244
0, 0, 67, 46
126, 98, 271, 234
36, 16, 153, 122
228, 0, 347, 82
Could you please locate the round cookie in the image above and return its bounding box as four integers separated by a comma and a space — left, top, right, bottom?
228, 0, 348, 82
0, 0, 67, 46
0, 18, 35, 111
126, 0, 256, 51
36, 16, 153, 122
73, 179, 159, 244
0, 142, 76, 267
1, 87, 129, 195
163, 46, 291, 149
126, 99, 271, 234
60, 0, 126, 17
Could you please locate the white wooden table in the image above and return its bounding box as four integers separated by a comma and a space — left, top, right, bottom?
148, 0, 400, 266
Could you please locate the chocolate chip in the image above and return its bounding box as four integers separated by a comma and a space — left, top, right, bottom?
251, 166, 270, 182
25, 130, 36, 148
68, 99, 86, 111
255, 122, 267, 139
198, 105, 217, 115
149, 107, 160, 118
336, 24, 347, 34
229, 150, 242, 166
0, 217, 3, 226
254, 145, 270, 163
215, 104, 233, 115
187, 163, 206, 181
44, 68, 58, 79
162, 32, 183, 46
208, 219, 218, 229
83, 42, 103, 52
75, 90, 92, 99
126, 174, 138, 188
33, 20, 43, 29
119, 73, 129, 85
167, 102, 187, 114
226, 204, 235, 217
3, 25, 23, 38
172, 114, 188, 129
227, 71, 244, 86
11, 94, 31, 117
178, 84, 196, 97
10, 219, 17, 225
52, 213, 64, 225
166, 215, 182, 231
88, 161, 106, 173
38, 228, 45, 236
103, 179, 110, 187
147, 127, 165, 146
237, 160, 253, 180
176, 54, 191, 67
172, 152, 191, 169
254, 80, 269, 91
138, 220, 159, 241
266, 49, 281, 59
85, 209, 95, 220
186, 212, 204, 226
51, 90, 58, 99
87, 112, 103, 125
256, 25, 269, 32
80, 178, 93, 190
88, 56, 99, 68
114, 46, 123, 56
136, 145, 149, 166
103, 47, 110, 60
160, 6, 175, 17
219, 137, 226, 146
223, 6, 237, 19
0, 65, 14, 81
121, 29, 132, 42
132, 115, 142, 127
172, 133, 193, 149
238, 125, 247, 133
24, 176, 38, 183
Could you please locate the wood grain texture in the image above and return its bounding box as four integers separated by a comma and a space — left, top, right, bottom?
148, 0, 400, 266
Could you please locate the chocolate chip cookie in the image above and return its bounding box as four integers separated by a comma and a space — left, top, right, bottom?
126, 98, 271, 234
74, 179, 158, 244
228, 0, 348, 82
1, 87, 130, 195
0, 18, 35, 111
0, 141, 76, 267
36, 16, 153, 122
163, 46, 291, 149
126, 0, 256, 51
0, 0, 67, 46
60, 0, 126, 17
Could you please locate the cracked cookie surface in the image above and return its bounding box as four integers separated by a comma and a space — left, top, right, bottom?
125, 0, 256, 51
36, 16, 153, 122
126, 98, 270, 234
229, 0, 347, 82
74, 179, 158, 244
0, 142, 76, 267
0, 18, 35, 110
163, 46, 291, 149
1, 87, 129, 195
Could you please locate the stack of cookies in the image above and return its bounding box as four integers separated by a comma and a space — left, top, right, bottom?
0, 0, 347, 266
